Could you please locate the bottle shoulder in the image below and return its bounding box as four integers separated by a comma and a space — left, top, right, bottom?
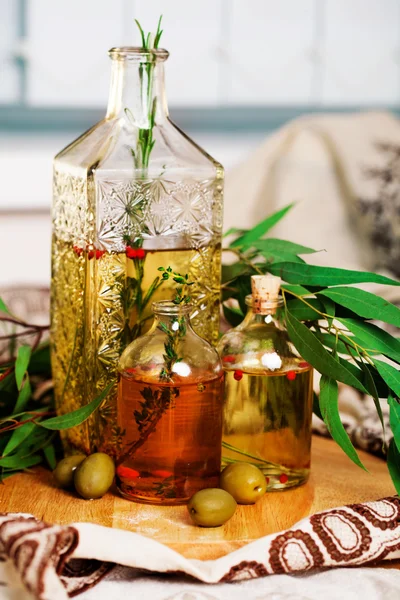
54, 116, 223, 180
119, 327, 221, 383
218, 321, 304, 373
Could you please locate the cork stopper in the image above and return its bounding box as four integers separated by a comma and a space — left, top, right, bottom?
251, 274, 282, 313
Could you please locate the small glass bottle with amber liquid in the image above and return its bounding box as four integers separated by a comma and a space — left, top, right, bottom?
218, 275, 313, 490
116, 300, 224, 504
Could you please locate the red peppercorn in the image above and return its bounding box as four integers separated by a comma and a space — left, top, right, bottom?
299, 361, 310, 369
125, 246, 138, 259
223, 355, 236, 363
136, 248, 145, 260
95, 249, 105, 259
87, 249, 95, 260
286, 370, 296, 381
116, 465, 140, 479
234, 370, 243, 381
265, 477, 270, 485
279, 473, 288, 484
153, 469, 173, 478
73, 245, 83, 257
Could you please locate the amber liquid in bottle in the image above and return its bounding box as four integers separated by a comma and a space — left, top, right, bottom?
116, 370, 224, 504
222, 358, 313, 490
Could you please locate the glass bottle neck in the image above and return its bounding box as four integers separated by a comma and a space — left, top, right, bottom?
106, 57, 168, 125
240, 305, 283, 329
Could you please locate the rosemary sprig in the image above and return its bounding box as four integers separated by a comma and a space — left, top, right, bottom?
129, 16, 163, 173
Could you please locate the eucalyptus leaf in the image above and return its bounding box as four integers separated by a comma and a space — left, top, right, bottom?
0, 454, 42, 469
43, 443, 57, 470
2, 419, 36, 457
286, 311, 369, 394
269, 262, 400, 287
248, 238, 318, 255
39, 381, 114, 430
0, 297, 9, 314
373, 359, 400, 397
15, 345, 31, 390
359, 360, 385, 437
281, 284, 311, 296
14, 378, 32, 414
319, 376, 365, 469
387, 438, 400, 495
388, 394, 400, 454
340, 319, 400, 363
231, 203, 295, 248
319, 287, 400, 327
285, 298, 323, 321
223, 303, 244, 327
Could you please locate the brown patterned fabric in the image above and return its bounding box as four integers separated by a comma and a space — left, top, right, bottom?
0, 497, 400, 598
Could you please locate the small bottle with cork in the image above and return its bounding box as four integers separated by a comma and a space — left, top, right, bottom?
218, 274, 313, 490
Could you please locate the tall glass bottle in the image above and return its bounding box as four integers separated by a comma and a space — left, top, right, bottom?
218, 275, 313, 490
116, 300, 224, 505
51, 47, 223, 456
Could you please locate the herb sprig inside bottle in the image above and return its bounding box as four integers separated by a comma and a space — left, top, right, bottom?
125, 16, 163, 174
156, 267, 194, 382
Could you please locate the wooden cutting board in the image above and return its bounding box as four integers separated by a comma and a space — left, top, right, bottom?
0, 436, 395, 560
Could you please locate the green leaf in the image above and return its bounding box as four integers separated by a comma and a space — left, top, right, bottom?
39, 381, 114, 431
259, 250, 305, 264
29, 344, 51, 375
135, 19, 146, 48
281, 284, 311, 296
269, 262, 400, 287
320, 295, 335, 328
223, 303, 244, 327
223, 227, 245, 238
249, 238, 318, 255
319, 376, 366, 469
0, 297, 9, 314
221, 262, 251, 285
286, 311, 368, 394
15, 345, 31, 389
319, 287, 400, 328
43, 443, 57, 470
0, 454, 42, 469
359, 360, 385, 437
2, 419, 36, 457
340, 319, 400, 363
14, 378, 32, 414
373, 359, 400, 396
388, 394, 400, 454
313, 331, 353, 356
313, 391, 323, 420
231, 203, 295, 248
387, 438, 400, 495
285, 298, 323, 321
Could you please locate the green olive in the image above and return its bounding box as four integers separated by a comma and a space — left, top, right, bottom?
53, 454, 86, 488
74, 453, 115, 499
187, 488, 237, 527
220, 462, 267, 505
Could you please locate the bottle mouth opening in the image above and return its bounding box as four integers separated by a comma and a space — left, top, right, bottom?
109, 46, 169, 62
152, 300, 191, 315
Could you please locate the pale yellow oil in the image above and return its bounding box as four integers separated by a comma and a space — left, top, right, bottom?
50, 239, 221, 455
222, 365, 313, 489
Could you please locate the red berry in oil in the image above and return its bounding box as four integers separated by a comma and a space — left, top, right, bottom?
234, 370, 243, 381
279, 473, 288, 484
286, 370, 296, 381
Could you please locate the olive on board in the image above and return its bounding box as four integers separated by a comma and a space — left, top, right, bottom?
74, 453, 115, 500
220, 462, 267, 505
187, 488, 237, 527
53, 454, 86, 489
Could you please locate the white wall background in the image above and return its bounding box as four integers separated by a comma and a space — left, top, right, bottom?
2, 0, 400, 108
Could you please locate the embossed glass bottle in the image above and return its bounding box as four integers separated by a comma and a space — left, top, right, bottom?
218, 275, 313, 490
51, 47, 224, 455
